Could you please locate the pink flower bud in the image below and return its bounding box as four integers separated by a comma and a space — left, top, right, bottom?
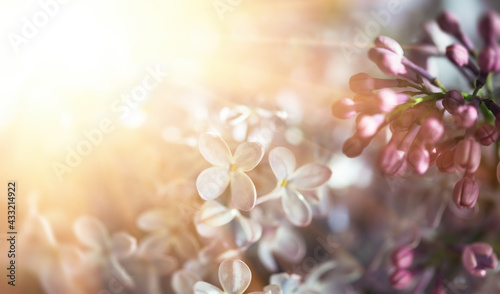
446, 43, 469, 67
478, 11, 500, 45
478, 46, 500, 73
453, 105, 478, 128
332, 98, 356, 119
391, 246, 414, 269
349, 73, 376, 95
368, 48, 407, 76
417, 118, 444, 144
408, 144, 430, 175
454, 138, 481, 173
373, 89, 401, 113
356, 114, 385, 138
437, 11, 461, 35
349, 73, 400, 95
476, 124, 499, 146
389, 268, 412, 290
462, 242, 498, 277
342, 135, 368, 158
374, 36, 404, 56
443, 90, 465, 114
378, 143, 407, 176
436, 150, 456, 173
453, 175, 479, 209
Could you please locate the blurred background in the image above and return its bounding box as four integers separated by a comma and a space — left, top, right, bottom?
1, 0, 500, 293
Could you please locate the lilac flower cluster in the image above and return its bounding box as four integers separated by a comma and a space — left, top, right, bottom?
333, 10, 500, 211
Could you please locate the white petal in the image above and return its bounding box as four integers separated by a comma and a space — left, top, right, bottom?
73, 216, 109, 249
269, 147, 296, 182
233, 142, 264, 172
111, 232, 137, 259
219, 259, 252, 294
289, 163, 332, 190
199, 200, 238, 227
138, 233, 170, 257
172, 270, 200, 294
196, 167, 230, 200
282, 188, 312, 227
258, 238, 279, 272
194, 281, 224, 294
234, 215, 263, 248
151, 256, 178, 275
136, 210, 168, 232
199, 133, 232, 166
272, 227, 306, 262
230, 172, 257, 211
194, 213, 221, 238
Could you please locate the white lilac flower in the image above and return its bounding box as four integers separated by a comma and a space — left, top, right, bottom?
20, 204, 85, 294
257, 147, 332, 227
137, 209, 200, 260
73, 216, 136, 288
251, 207, 306, 272
195, 200, 262, 248
172, 241, 241, 294
194, 259, 252, 294
196, 133, 265, 211
124, 234, 178, 294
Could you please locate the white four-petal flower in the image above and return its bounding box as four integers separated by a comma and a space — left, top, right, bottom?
263, 147, 332, 227
196, 133, 264, 211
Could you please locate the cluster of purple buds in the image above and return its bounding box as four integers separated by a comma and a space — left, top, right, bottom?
333, 10, 500, 210
388, 246, 414, 289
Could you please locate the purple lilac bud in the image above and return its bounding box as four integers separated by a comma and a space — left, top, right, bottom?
443, 90, 465, 114
408, 143, 430, 175
437, 11, 474, 51
478, 46, 500, 73
374, 36, 404, 56
389, 268, 412, 290
478, 11, 500, 46
391, 246, 414, 269
453, 105, 478, 128
356, 114, 385, 138
446, 43, 470, 67
436, 150, 456, 173
332, 98, 357, 119
368, 48, 407, 76
342, 135, 369, 158
476, 124, 499, 146
373, 89, 407, 113
437, 11, 461, 35
462, 242, 498, 277
453, 175, 479, 209
417, 118, 444, 144
378, 142, 407, 176
349, 73, 399, 95
454, 138, 481, 173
